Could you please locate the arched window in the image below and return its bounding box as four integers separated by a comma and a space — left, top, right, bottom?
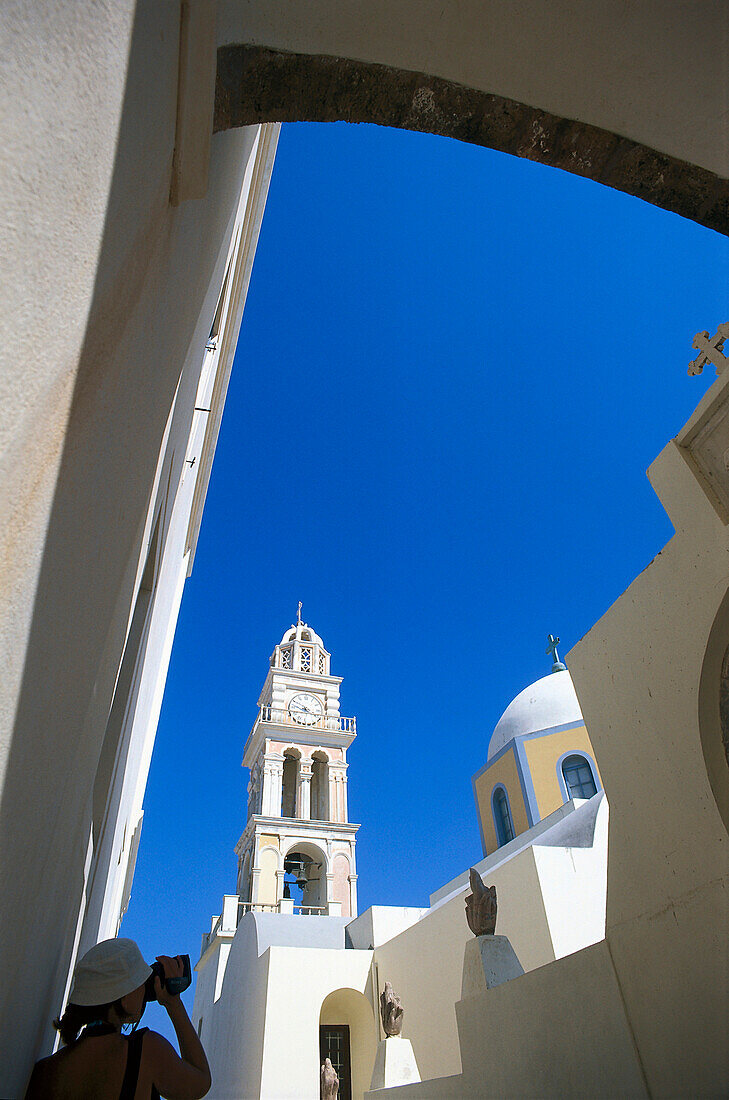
492, 786, 514, 847
311, 752, 329, 821
281, 751, 299, 817
562, 754, 597, 799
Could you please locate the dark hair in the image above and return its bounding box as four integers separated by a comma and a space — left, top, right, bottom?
53, 999, 125, 1046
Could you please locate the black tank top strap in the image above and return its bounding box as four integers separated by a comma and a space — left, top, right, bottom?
119, 1027, 149, 1100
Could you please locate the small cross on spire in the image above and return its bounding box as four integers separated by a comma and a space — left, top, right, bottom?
297, 601, 303, 625
546, 634, 567, 673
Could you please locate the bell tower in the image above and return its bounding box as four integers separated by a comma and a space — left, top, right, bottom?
235, 609, 359, 917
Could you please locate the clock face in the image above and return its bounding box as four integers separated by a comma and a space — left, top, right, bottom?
288, 692, 323, 725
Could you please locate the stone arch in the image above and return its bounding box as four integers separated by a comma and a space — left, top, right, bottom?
332, 852, 351, 918
281, 747, 301, 818
237, 847, 252, 902
311, 749, 330, 821
282, 838, 328, 909
258, 844, 280, 906
214, 45, 729, 237
698, 586, 729, 833
319, 987, 378, 1100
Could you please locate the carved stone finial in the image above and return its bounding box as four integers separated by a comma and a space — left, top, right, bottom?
688, 323, 729, 376
297, 600, 303, 624
546, 633, 566, 673
321, 1057, 339, 1099
465, 868, 497, 936
380, 980, 404, 1037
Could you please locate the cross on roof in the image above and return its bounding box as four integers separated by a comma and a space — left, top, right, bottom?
688, 322, 729, 376
297, 601, 303, 625
546, 634, 567, 672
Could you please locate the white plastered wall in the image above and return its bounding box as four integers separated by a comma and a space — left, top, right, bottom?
0, 3, 278, 1091
370, 378, 729, 1097
371, 800, 607, 1082
217, 0, 729, 177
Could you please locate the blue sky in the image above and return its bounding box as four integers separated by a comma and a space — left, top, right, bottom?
122, 120, 726, 1030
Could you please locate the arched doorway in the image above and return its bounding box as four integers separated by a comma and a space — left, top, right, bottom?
319, 987, 377, 1100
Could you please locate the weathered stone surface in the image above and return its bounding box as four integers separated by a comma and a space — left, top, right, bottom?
380, 980, 404, 1037
465, 868, 497, 937
321, 1057, 339, 1099
214, 45, 729, 237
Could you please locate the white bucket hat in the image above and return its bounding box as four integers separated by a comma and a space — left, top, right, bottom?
69, 938, 152, 1006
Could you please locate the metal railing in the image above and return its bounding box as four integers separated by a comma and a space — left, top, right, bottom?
257, 706, 356, 733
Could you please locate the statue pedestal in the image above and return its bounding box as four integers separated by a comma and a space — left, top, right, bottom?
461, 934, 524, 999
369, 1036, 421, 1091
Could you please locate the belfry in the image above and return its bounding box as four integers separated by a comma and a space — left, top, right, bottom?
235, 610, 359, 918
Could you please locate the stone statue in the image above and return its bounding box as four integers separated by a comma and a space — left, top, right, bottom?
321, 1057, 338, 1099
380, 980, 404, 1037
465, 868, 497, 936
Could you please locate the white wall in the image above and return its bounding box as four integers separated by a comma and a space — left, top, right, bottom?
0, 3, 278, 1090
196, 912, 375, 1100
217, 0, 729, 177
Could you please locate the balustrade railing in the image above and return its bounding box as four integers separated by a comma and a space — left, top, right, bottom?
238, 900, 276, 919
257, 706, 356, 733
203, 898, 333, 949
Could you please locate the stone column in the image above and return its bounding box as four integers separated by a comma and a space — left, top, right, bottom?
328, 763, 348, 823
328, 766, 340, 823
247, 763, 261, 818
221, 894, 239, 933
250, 866, 261, 903
340, 765, 349, 821
348, 873, 358, 919
270, 682, 286, 723
261, 755, 283, 816
297, 760, 312, 819
325, 685, 340, 718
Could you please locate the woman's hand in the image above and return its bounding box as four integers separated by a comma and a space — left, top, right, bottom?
153, 955, 184, 1008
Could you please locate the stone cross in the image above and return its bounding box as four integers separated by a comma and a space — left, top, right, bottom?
688, 323, 729, 376
297, 600, 303, 624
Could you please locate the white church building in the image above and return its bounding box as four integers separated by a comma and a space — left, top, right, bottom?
3, 6, 727, 1095
192, 617, 609, 1099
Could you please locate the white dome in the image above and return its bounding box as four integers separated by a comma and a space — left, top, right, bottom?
278, 621, 325, 649
488, 670, 584, 760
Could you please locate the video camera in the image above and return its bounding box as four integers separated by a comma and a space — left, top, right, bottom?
144, 954, 192, 1003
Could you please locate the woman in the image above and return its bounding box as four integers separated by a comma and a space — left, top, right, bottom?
25, 938, 211, 1099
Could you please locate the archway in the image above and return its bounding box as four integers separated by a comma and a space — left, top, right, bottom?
311, 750, 330, 821
214, 45, 729, 238
698, 585, 729, 833
283, 840, 327, 911
281, 748, 301, 818
319, 987, 378, 1100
